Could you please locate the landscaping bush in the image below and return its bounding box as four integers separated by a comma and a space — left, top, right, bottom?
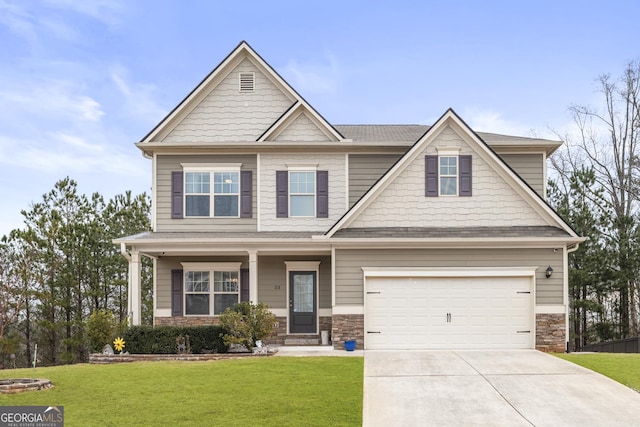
85, 309, 117, 352
218, 302, 276, 350
123, 325, 228, 354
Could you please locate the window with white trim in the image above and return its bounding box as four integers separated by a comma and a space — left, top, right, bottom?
289, 171, 315, 217
439, 156, 458, 196
183, 165, 240, 217
183, 263, 241, 315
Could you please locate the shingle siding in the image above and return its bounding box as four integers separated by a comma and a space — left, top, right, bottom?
274, 112, 331, 142
163, 58, 293, 143
349, 126, 548, 228
260, 154, 346, 231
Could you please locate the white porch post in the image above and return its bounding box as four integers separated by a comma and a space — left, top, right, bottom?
129, 250, 142, 326
248, 250, 258, 303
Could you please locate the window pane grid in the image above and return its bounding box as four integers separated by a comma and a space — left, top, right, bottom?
185, 271, 210, 292
290, 171, 315, 216
214, 172, 239, 194
290, 171, 315, 194
185, 269, 239, 316
439, 156, 458, 196
185, 172, 210, 194
184, 170, 240, 217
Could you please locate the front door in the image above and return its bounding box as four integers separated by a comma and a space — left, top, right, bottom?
289, 271, 317, 333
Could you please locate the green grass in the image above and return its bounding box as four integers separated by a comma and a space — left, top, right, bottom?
554, 353, 640, 392
0, 357, 363, 426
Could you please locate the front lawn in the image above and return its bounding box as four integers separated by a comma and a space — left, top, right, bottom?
554, 353, 640, 392
0, 357, 363, 426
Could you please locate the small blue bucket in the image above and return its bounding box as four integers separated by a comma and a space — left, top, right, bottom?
344, 340, 356, 351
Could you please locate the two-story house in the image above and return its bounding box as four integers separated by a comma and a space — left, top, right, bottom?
115, 41, 583, 352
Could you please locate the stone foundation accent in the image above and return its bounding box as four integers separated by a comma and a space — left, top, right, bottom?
264, 316, 287, 346
332, 314, 364, 350
156, 315, 333, 346
155, 316, 219, 326
536, 313, 566, 352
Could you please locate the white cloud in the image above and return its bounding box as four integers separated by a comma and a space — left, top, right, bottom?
281, 53, 343, 95
42, 0, 125, 27
0, 133, 145, 177
110, 65, 167, 122
461, 108, 556, 139
0, 79, 104, 122
0, 0, 37, 43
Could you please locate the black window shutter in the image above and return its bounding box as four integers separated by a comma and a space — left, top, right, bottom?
316, 170, 329, 218
425, 156, 438, 197
240, 268, 250, 302
171, 269, 183, 316
240, 170, 253, 218
459, 155, 472, 196
171, 171, 184, 219
276, 171, 288, 218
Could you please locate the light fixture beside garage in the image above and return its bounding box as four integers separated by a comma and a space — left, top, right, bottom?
545, 266, 554, 279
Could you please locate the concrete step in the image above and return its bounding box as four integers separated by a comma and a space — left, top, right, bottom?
284, 338, 320, 346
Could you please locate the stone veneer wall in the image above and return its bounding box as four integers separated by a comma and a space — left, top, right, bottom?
155, 316, 219, 326
536, 313, 566, 352
332, 314, 364, 350
156, 316, 332, 346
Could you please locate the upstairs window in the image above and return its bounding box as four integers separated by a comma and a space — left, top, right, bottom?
439, 156, 458, 196
289, 171, 316, 217
276, 169, 329, 218
183, 165, 241, 218
425, 154, 472, 197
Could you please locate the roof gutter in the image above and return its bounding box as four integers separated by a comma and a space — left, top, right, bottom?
120, 242, 131, 261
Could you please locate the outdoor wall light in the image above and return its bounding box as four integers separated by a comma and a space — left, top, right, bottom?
545, 265, 554, 279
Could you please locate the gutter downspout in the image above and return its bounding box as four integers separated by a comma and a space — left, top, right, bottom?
564, 242, 581, 351
120, 243, 133, 324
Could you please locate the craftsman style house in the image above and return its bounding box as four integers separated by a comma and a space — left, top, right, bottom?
116, 41, 583, 352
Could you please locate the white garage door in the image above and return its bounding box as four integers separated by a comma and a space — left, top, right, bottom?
365, 276, 533, 350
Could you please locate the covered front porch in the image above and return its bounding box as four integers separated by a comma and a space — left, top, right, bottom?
116, 232, 336, 346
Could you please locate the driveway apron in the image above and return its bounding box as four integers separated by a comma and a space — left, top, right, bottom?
363, 350, 640, 427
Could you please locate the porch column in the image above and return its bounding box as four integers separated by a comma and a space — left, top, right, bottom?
129, 250, 142, 326
248, 250, 258, 303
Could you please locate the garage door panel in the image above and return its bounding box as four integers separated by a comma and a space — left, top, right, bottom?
365, 276, 533, 350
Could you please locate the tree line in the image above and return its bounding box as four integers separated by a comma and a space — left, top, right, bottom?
548, 60, 640, 350
0, 178, 151, 367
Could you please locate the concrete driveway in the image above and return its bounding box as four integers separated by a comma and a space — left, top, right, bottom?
363, 350, 640, 426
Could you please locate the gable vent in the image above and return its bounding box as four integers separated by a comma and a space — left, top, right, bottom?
239, 72, 255, 92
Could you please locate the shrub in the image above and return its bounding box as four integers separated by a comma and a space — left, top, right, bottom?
218, 302, 276, 350
85, 310, 117, 353
123, 325, 228, 354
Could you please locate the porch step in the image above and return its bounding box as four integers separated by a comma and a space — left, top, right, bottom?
284, 338, 320, 346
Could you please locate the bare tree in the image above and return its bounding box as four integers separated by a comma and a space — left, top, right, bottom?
550, 60, 640, 339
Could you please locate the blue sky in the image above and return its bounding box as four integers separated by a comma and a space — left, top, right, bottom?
0, 0, 638, 237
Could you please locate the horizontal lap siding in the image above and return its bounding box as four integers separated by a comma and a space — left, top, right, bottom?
156, 255, 330, 311
348, 154, 403, 207
156, 155, 257, 231
498, 154, 544, 197
335, 248, 563, 305
258, 255, 332, 309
